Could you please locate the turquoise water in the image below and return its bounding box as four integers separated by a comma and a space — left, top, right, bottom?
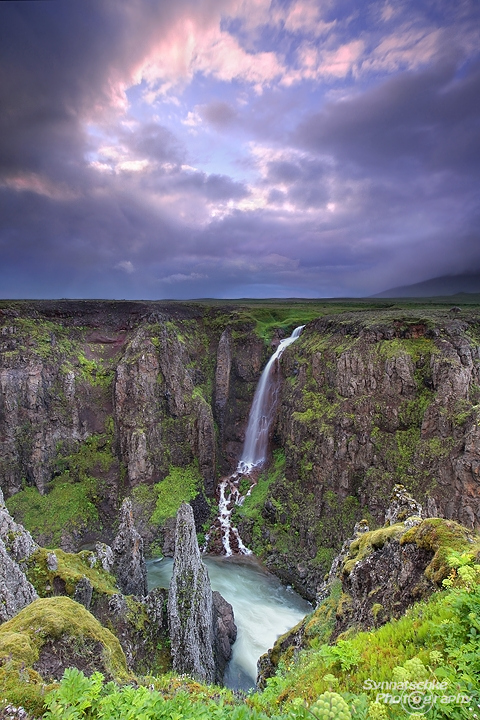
147, 554, 311, 690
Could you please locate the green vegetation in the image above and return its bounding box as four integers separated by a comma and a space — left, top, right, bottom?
11, 551, 479, 718
26, 546, 118, 599
6, 477, 99, 548
6, 431, 116, 547
252, 551, 480, 719
0, 597, 129, 715
151, 462, 202, 525
377, 337, 438, 361
78, 352, 114, 388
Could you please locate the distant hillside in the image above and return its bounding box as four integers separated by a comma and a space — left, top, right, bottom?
373, 272, 480, 298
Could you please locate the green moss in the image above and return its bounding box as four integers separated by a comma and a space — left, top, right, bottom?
377, 337, 437, 361
0, 597, 129, 714
234, 450, 285, 524
343, 524, 406, 575
6, 477, 99, 548
401, 518, 480, 585
151, 463, 201, 525
10, 317, 76, 359
26, 547, 118, 599
7, 429, 117, 546
78, 352, 114, 388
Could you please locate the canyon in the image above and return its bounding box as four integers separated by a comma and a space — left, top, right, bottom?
1, 300, 479, 600
1, 297, 480, 715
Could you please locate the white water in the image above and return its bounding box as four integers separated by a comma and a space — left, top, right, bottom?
214, 325, 305, 555
238, 325, 305, 474
147, 555, 311, 691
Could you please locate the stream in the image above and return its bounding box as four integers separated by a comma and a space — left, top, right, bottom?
147, 554, 311, 691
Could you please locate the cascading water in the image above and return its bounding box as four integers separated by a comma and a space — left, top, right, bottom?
238, 325, 305, 474
213, 325, 305, 556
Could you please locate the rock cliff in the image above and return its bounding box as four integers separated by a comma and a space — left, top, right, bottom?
235, 310, 480, 599
2, 301, 480, 604
0, 488, 38, 621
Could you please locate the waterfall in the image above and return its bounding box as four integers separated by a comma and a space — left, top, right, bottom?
237, 325, 305, 474
211, 325, 305, 556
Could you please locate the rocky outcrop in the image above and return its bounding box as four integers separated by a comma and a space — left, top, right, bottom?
384, 483, 423, 525
168, 502, 216, 683
113, 323, 216, 491
258, 511, 479, 687
100, 588, 170, 675
0, 487, 38, 621
0, 487, 38, 565
0, 538, 38, 623
212, 590, 237, 681
168, 503, 236, 684
112, 498, 147, 597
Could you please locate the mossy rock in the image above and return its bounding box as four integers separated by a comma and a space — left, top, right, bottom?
0, 596, 130, 714
343, 524, 406, 574
26, 546, 118, 600
401, 517, 480, 585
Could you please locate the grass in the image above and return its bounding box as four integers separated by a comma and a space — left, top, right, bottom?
150, 462, 202, 525
6, 430, 116, 547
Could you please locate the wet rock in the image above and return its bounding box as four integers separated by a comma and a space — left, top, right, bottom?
112, 498, 147, 597
212, 590, 237, 682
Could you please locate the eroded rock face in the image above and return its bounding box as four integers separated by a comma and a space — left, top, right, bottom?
0, 487, 38, 565
0, 488, 39, 621
112, 498, 147, 597
167, 503, 237, 684
212, 590, 237, 682
215, 329, 232, 443
168, 502, 216, 684
0, 538, 38, 622
385, 484, 423, 525
335, 539, 435, 637
238, 313, 480, 600
99, 588, 169, 674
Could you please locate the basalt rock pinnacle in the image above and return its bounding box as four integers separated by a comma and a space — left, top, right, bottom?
168, 502, 236, 684
112, 498, 147, 597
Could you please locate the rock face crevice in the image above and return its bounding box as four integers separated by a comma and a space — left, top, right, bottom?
112, 498, 148, 597
167, 503, 236, 684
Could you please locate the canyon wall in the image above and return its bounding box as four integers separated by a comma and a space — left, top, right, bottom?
1, 301, 479, 600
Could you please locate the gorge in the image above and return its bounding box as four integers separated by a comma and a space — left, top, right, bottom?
0, 297, 480, 717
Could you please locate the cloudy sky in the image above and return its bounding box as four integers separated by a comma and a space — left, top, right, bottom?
1, 0, 479, 299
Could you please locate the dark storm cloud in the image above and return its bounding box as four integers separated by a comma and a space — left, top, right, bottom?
1, 0, 480, 298
175, 172, 249, 201
199, 101, 238, 128
295, 61, 480, 176
127, 123, 185, 165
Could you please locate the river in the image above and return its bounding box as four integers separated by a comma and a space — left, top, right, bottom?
147, 554, 311, 690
